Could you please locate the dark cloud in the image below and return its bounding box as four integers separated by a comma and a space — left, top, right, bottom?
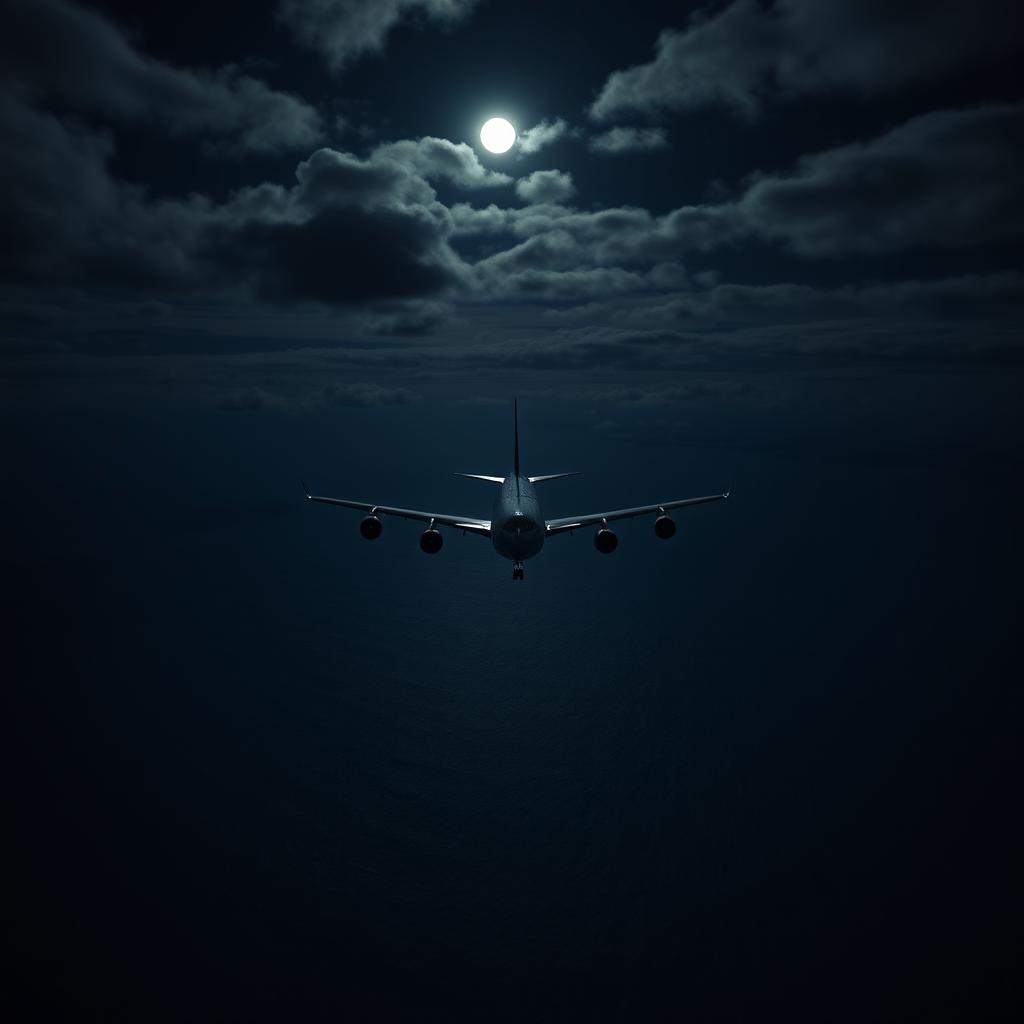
0, 94, 111, 284
592, 0, 776, 120
3, 0, 322, 153
277, 0, 480, 70
456, 199, 739, 271
2, 0, 1019, 385
10, 93, 1007, 321
216, 379, 414, 412
531, 268, 1024, 346
322, 381, 415, 406
589, 126, 668, 154
518, 118, 573, 155
286, 137, 508, 215
486, 267, 651, 300
443, 309, 1023, 372
218, 386, 289, 411
514, 170, 575, 204
448, 201, 520, 237
470, 327, 702, 370
737, 103, 1024, 255
593, 381, 749, 407
374, 137, 512, 189
204, 143, 491, 304
0, 92, 209, 288
456, 103, 1024, 264
0, 108, 479, 305
468, 217, 696, 298
590, 0, 1022, 120
861, 271, 1024, 319
470, 223, 663, 299
629, 271, 1024, 327
204, 204, 463, 304
361, 301, 452, 336
289, 148, 419, 209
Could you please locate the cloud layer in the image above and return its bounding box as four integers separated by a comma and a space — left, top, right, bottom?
589, 126, 668, 154
3, 0, 322, 153
515, 170, 575, 204
2, 1, 1021, 377
591, 0, 1022, 120
518, 118, 572, 154
277, 0, 480, 70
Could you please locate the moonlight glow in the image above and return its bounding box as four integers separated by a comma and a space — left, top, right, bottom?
480, 117, 516, 154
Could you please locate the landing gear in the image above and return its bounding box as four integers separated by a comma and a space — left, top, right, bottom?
512, 562, 525, 581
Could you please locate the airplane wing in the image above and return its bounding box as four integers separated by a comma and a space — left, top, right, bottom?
546, 492, 729, 536
302, 482, 491, 537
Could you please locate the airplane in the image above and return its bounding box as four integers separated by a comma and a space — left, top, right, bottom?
302, 400, 729, 580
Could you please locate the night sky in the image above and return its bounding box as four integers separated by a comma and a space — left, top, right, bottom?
4, 1, 1023, 1019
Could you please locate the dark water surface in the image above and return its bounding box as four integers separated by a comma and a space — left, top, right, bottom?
6, 381, 1022, 1020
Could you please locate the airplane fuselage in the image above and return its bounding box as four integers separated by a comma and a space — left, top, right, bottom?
491, 471, 545, 562
303, 399, 728, 581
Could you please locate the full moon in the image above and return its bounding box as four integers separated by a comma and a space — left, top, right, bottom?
480, 117, 516, 154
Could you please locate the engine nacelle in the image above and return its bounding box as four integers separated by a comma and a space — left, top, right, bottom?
594, 527, 618, 554
654, 514, 676, 539
419, 528, 443, 554
360, 514, 383, 540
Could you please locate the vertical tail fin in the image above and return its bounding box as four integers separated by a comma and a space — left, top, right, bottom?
514, 398, 520, 479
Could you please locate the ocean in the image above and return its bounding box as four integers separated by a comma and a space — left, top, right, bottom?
7, 377, 1021, 1019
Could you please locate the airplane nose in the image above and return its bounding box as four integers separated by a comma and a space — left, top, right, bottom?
507, 514, 536, 532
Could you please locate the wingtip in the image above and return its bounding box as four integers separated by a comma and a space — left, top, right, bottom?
724, 490, 731, 499
300, 479, 311, 499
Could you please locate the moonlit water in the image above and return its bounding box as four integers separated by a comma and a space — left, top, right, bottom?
6, 385, 1021, 1018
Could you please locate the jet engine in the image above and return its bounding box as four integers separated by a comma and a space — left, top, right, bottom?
594, 527, 618, 554
654, 514, 676, 539
419, 528, 443, 554
360, 514, 383, 540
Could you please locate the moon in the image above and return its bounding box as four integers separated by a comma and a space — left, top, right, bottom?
480, 117, 516, 154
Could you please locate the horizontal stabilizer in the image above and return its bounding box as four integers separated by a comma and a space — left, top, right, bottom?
456, 473, 505, 484
528, 472, 579, 484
